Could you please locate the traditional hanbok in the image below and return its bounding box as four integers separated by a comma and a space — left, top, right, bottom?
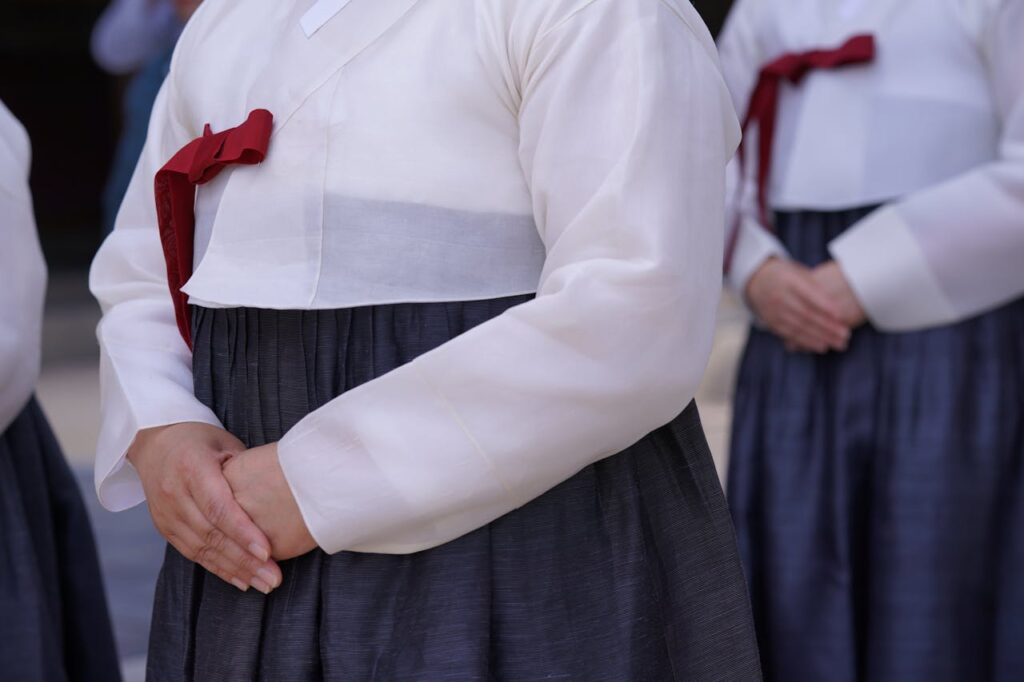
90, 0, 762, 679
0, 100, 122, 681
719, 0, 1024, 679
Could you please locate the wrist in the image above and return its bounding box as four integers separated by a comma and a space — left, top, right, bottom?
127, 425, 168, 467
126, 422, 204, 467
744, 256, 780, 308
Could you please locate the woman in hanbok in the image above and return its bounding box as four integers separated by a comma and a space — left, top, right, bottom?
0, 99, 122, 681
718, 0, 1024, 679
90, 0, 762, 679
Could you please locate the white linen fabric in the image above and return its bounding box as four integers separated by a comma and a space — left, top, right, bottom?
718, 0, 1024, 331
90, 0, 740, 554
0, 101, 46, 434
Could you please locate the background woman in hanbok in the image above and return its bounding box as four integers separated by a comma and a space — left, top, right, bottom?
0, 99, 122, 681
718, 0, 1024, 680
90, 0, 762, 679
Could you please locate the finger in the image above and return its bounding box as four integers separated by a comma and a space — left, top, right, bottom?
146, 482, 258, 588
795, 308, 848, 351
212, 432, 247, 456
791, 281, 851, 348
768, 294, 837, 352
776, 309, 828, 348
784, 334, 826, 354
778, 314, 830, 354
791, 335, 828, 354
791, 272, 843, 318
783, 292, 849, 351
176, 496, 283, 592
169, 514, 279, 595
166, 524, 258, 594
188, 461, 273, 563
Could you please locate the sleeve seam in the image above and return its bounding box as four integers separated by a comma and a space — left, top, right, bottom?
536, 0, 711, 57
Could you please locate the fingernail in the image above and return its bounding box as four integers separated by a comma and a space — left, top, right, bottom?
257, 568, 280, 589
249, 543, 270, 562
230, 577, 249, 592
251, 578, 273, 595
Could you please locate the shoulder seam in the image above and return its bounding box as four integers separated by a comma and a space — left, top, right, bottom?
657, 0, 724, 67
535, 0, 721, 69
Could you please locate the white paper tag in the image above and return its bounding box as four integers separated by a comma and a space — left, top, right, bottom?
300, 0, 355, 38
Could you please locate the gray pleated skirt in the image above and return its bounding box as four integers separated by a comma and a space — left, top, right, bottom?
729, 208, 1024, 681
0, 398, 122, 681
147, 297, 761, 681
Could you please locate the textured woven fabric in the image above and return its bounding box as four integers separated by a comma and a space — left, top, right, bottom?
729, 208, 1024, 682
0, 398, 122, 682
146, 297, 761, 681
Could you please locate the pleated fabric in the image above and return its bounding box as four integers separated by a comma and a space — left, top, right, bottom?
0, 398, 122, 681
147, 296, 762, 681
728, 207, 1024, 682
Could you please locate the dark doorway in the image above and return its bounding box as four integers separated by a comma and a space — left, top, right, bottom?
0, 0, 116, 270
694, 0, 733, 37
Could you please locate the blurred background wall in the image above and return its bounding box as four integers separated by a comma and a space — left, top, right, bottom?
1, 0, 112, 268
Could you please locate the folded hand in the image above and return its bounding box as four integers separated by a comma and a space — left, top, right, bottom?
129, 422, 283, 594
809, 261, 867, 329
223, 443, 317, 561
745, 257, 852, 354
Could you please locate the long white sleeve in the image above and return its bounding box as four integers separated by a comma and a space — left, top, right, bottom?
90, 77, 221, 509
829, 0, 1024, 331
716, 0, 788, 296
0, 101, 46, 433
277, 1, 739, 554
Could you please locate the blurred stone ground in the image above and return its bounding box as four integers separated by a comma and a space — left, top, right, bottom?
35, 270, 750, 681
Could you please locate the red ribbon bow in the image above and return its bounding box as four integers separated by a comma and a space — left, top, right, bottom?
725, 35, 875, 273
155, 109, 273, 347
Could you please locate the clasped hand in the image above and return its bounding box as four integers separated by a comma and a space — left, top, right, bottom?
128, 423, 316, 594
745, 258, 866, 354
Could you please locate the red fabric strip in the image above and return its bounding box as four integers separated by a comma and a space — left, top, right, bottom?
724, 35, 875, 274
154, 109, 273, 347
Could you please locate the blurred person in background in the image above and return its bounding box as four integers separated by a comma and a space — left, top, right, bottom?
88, 0, 763, 679
91, 0, 182, 76
92, 0, 200, 236
718, 0, 1024, 680
0, 100, 121, 681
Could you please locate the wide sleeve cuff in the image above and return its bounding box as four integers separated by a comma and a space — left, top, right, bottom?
276, 364, 514, 555
725, 217, 789, 300
828, 205, 958, 332
94, 349, 222, 511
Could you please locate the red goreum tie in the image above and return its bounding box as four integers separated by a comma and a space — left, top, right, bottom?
154, 109, 273, 348
724, 35, 876, 273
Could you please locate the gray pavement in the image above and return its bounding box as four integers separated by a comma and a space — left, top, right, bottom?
36, 270, 751, 681
72, 466, 163, 680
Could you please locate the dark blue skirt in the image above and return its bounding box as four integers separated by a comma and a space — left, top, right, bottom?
728, 208, 1024, 682
0, 398, 122, 681
146, 297, 762, 681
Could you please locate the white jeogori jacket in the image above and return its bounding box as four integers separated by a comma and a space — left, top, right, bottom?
91, 0, 740, 554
